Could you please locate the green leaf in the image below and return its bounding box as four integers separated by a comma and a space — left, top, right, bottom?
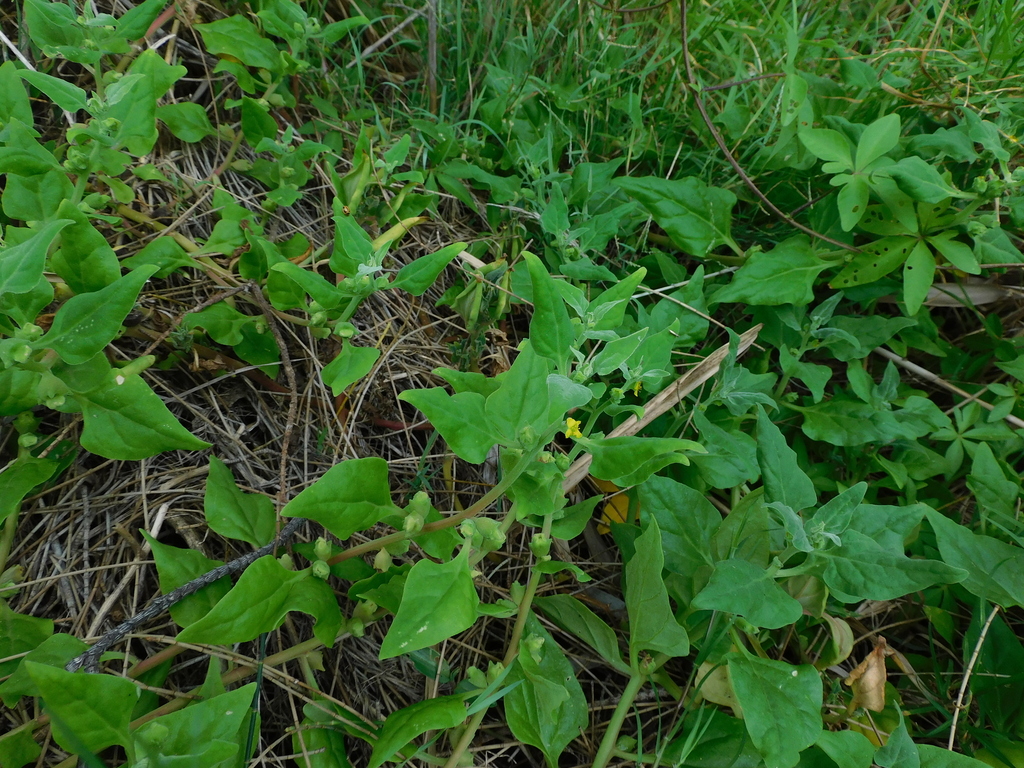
712, 237, 828, 306
809, 483, 866, 537
17, 70, 87, 112
321, 342, 380, 397
330, 200, 374, 278
815, 729, 877, 768
398, 388, 498, 463
391, 242, 464, 295
282, 458, 395, 540
727, 654, 822, 768
918, 745, 992, 768
779, 347, 831, 403
120, 237, 198, 278
0, 634, 88, 707
522, 251, 573, 369
854, 113, 900, 170
923, 508, 1024, 608
484, 343, 552, 443
320, 16, 370, 44
24, 663, 137, 755
379, 551, 479, 659
0, 724, 41, 768
886, 156, 969, 203
639, 475, 719, 605
814, 530, 966, 602
534, 595, 629, 674
837, 175, 870, 231
874, 712, 919, 768
830, 236, 917, 289
0, 456, 58, 526
241, 96, 278, 145
75, 373, 211, 460
756, 405, 816, 512
0, 603, 52, 678
178, 556, 342, 647
689, 408, 760, 489
3, 169, 74, 221
816, 315, 916, 361
132, 685, 256, 766
582, 435, 703, 487
156, 102, 216, 143
692, 559, 803, 629
967, 442, 1020, 523
615, 176, 738, 257
39, 265, 158, 364
504, 613, 588, 768
588, 267, 647, 331
49, 200, 120, 294
368, 695, 467, 768
0, 62, 34, 127
0, 219, 72, 295
195, 15, 281, 70
902, 240, 935, 316
626, 518, 690, 659
798, 128, 853, 168
115, 0, 167, 39
204, 456, 276, 547
141, 532, 230, 628
927, 231, 980, 274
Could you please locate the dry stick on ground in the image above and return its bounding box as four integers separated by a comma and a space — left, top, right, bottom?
563, 324, 762, 490
948, 604, 1001, 750
677, 0, 857, 253
65, 517, 305, 673
873, 346, 1024, 430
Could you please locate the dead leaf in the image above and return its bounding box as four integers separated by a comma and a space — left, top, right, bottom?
845, 637, 893, 712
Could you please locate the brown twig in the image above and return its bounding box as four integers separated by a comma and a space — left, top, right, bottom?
678, 0, 857, 252
65, 518, 305, 673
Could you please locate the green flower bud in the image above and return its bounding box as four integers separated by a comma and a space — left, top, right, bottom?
486, 661, 505, 683
475, 517, 506, 549
510, 580, 526, 605
403, 513, 424, 535
14, 323, 43, 342
45, 394, 66, 409
280, 166, 295, 178
333, 321, 357, 339
530, 533, 551, 559
373, 548, 393, 571
967, 221, 988, 237
313, 537, 332, 562
554, 453, 570, 472
517, 424, 537, 447
13, 412, 39, 433
310, 311, 328, 327
522, 633, 545, 664
139, 722, 169, 746
311, 560, 330, 580
353, 599, 377, 621
278, 554, 294, 570
18, 433, 39, 448
348, 617, 365, 637
466, 666, 487, 688
537, 451, 554, 464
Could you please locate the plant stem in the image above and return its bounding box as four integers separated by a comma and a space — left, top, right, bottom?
442, 514, 553, 768
591, 672, 646, 768
327, 443, 544, 566
0, 511, 19, 576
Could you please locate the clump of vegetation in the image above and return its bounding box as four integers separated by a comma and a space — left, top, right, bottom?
1, 0, 1023, 766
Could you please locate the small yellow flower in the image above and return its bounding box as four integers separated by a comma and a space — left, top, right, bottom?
631, 381, 642, 396
564, 418, 583, 439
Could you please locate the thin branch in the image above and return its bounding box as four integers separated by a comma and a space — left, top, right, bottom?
948, 604, 1000, 750
65, 517, 305, 673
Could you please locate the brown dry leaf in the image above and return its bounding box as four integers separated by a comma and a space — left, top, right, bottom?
845, 637, 892, 712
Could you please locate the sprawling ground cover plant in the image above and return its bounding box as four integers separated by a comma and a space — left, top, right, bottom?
1, 0, 1024, 766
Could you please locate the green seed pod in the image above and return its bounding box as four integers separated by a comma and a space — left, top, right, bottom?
373, 548, 393, 572
466, 666, 487, 688
278, 554, 295, 570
